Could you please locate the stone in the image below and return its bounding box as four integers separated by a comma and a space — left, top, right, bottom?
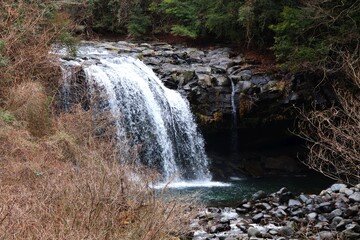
273, 208, 287, 218
317, 202, 334, 212
292, 209, 305, 217
197, 74, 214, 88
344, 205, 359, 218
331, 183, 347, 192
250, 75, 271, 86
330, 209, 343, 217
279, 226, 294, 237
346, 223, 360, 233
247, 227, 261, 237
308, 212, 317, 220
208, 207, 221, 213
252, 213, 264, 223
242, 203, 252, 209
288, 199, 302, 207
213, 74, 230, 87
336, 219, 352, 231
209, 224, 231, 233
251, 190, 267, 201
317, 231, 337, 240
235, 208, 248, 214
299, 194, 309, 203
331, 216, 343, 229
255, 203, 272, 211
142, 49, 155, 56
349, 192, 360, 202
341, 229, 360, 240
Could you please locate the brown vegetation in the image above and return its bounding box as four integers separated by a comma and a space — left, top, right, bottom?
0, 1, 196, 239
296, 47, 360, 185
0, 108, 195, 239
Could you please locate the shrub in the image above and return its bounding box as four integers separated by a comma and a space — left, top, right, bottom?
0, 107, 196, 239
7, 81, 53, 137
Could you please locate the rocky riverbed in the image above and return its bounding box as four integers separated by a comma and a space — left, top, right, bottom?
189, 183, 360, 239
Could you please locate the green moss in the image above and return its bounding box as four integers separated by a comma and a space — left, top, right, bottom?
0, 110, 15, 124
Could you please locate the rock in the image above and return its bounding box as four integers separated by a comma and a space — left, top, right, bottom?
273, 208, 287, 218
210, 57, 234, 73
308, 212, 318, 220
288, 199, 302, 207
213, 74, 230, 87
250, 75, 271, 86
279, 226, 294, 237
237, 81, 252, 92
346, 223, 360, 233
299, 194, 309, 203
255, 203, 271, 211
142, 49, 155, 56
247, 227, 261, 237
341, 229, 360, 240
317, 202, 334, 212
242, 203, 252, 209
230, 69, 252, 81
330, 209, 343, 218
208, 207, 221, 213
344, 205, 359, 218
336, 219, 352, 231
317, 231, 337, 240
277, 188, 294, 204
252, 213, 264, 223
209, 224, 231, 233
197, 74, 213, 88
251, 190, 267, 201
292, 209, 305, 217
331, 183, 347, 192
349, 192, 360, 202
331, 216, 343, 228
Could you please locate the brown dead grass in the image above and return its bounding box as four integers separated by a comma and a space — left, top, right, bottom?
0, 108, 196, 240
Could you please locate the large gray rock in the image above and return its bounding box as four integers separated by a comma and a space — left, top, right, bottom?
349, 192, 360, 202
331, 183, 347, 192
247, 227, 261, 237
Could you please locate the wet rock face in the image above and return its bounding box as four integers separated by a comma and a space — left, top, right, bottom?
190, 183, 360, 240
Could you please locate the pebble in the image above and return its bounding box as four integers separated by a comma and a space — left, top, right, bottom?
190, 184, 360, 240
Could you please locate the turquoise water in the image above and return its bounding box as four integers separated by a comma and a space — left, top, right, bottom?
158, 175, 333, 207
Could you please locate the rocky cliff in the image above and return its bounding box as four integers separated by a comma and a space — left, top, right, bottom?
58, 41, 335, 179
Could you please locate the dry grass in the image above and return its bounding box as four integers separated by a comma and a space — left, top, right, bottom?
0, 2, 196, 238
0, 108, 196, 240
0, 0, 74, 103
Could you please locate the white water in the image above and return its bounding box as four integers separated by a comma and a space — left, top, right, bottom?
230, 79, 237, 119
82, 56, 211, 182
153, 180, 231, 189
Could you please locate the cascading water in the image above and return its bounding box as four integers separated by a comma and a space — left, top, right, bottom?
81, 56, 211, 182
230, 78, 239, 162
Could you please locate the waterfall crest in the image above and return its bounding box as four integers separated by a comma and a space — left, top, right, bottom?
67, 56, 211, 182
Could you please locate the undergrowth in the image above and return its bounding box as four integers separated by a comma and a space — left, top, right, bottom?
0, 1, 196, 239
0, 108, 196, 239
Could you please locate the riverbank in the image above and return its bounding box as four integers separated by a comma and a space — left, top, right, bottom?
190, 183, 360, 239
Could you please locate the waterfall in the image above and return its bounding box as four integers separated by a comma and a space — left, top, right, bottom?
230, 79, 237, 122
79, 56, 211, 182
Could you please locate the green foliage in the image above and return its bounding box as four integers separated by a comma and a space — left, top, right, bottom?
0, 40, 8, 67
170, 25, 197, 38
127, 8, 151, 38
239, 0, 298, 46
58, 30, 78, 57
88, 0, 150, 34
205, 0, 243, 41
0, 110, 15, 124
271, 1, 360, 71
150, 0, 202, 38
